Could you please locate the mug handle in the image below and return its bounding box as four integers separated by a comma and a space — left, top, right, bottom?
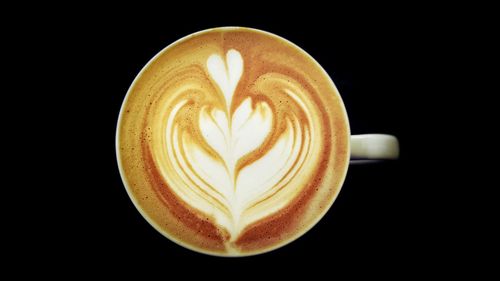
351, 134, 399, 160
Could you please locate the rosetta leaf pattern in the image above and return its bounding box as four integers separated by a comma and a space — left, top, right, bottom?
167, 49, 309, 237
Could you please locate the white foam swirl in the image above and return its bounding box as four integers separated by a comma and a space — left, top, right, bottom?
164, 49, 312, 238
207, 49, 243, 111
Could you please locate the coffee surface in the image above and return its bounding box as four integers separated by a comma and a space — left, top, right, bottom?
117, 27, 349, 256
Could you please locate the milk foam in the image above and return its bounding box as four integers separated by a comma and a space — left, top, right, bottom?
163, 50, 313, 238
207, 49, 243, 111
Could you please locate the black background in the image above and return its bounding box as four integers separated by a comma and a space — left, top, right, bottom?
20, 7, 459, 275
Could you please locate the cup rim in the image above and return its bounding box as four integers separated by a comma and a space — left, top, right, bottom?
115, 26, 351, 257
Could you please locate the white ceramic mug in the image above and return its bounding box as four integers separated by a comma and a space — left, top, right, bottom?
116, 27, 399, 256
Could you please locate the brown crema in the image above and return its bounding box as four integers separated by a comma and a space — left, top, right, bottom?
117, 27, 349, 256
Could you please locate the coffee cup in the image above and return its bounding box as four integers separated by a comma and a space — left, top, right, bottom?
116, 27, 399, 257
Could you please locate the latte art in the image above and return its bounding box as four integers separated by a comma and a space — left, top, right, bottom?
164, 49, 315, 239
117, 28, 349, 256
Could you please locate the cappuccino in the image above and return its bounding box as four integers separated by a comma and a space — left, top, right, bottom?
117, 27, 349, 256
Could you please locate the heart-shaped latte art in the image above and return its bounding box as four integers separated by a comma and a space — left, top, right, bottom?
165, 50, 312, 238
